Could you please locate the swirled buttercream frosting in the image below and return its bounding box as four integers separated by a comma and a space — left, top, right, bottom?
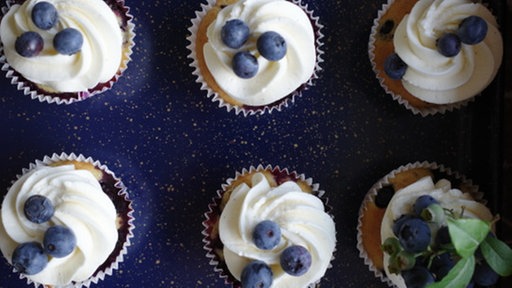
203, 0, 316, 106
380, 176, 493, 288
219, 172, 336, 287
0, 164, 118, 286
394, 0, 503, 104
0, 0, 123, 92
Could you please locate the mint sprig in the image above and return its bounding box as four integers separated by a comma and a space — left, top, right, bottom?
426, 217, 512, 287
480, 234, 512, 276
446, 217, 490, 258
384, 201, 512, 287
426, 255, 475, 288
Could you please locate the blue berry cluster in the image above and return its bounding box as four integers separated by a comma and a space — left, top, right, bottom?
14, 1, 83, 58
12, 195, 76, 275
383, 194, 501, 287
242, 220, 312, 287
384, 15, 488, 80
221, 19, 287, 79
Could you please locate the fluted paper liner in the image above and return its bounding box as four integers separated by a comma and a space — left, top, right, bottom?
187, 0, 324, 116
368, 0, 477, 116
356, 161, 484, 287
202, 164, 335, 287
0, 0, 135, 105
4, 152, 135, 288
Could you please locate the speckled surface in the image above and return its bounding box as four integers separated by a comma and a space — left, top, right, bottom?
0, 0, 509, 287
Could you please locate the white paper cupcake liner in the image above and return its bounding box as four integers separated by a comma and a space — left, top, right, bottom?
0, 0, 135, 105
202, 164, 335, 287
356, 161, 483, 287
187, 0, 324, 116
368, 0, 476, 117
6, 152, 135, 288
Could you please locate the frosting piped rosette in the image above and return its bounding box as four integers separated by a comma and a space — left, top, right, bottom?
393, 0, 503, 104
187, 0, 323, 115
0, 0, 122, 93
0, 0, 135, 104
357, 162, 512, 288
203, 165, 336, 287
369, 0, 504, 115
203, 0, 316, 106
0, 153, 134, 287
0, 165, 117, 286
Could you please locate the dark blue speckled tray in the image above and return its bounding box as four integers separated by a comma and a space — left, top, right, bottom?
0, 0, 509, 287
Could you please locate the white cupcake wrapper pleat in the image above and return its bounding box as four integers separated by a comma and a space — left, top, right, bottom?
368, 0, 475, 117
187, 0, 324, 116
356, 161, 483, 287
0, 0, 135, 105
202, 164, 335, 287
9, 152, 135, 288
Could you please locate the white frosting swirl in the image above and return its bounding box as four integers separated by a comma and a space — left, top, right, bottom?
380, 176, 493, 288
219, 172, 336, 288
0, 0, 122, 92
0, 165, 118, 286
204, 0, 316, 106
394, 0, 503, 104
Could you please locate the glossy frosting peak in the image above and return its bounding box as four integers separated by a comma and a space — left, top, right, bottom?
0, 0, 122, 92
219, 172, 336, 287
0, 165, 118, 286
394, 0, 503, 104
204, 0, 316, 106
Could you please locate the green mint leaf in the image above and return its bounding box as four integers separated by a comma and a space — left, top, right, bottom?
426, 255, 475, 288
447, 218, 490, 258
480, 235, 512, 276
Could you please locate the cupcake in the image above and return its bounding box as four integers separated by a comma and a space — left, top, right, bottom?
0, 0, 135, 104
187, 0, 323, 116
202, 165, 336, 287
0, 153, 135, 287
369, 0, 503, 116
357, 162, 512, 287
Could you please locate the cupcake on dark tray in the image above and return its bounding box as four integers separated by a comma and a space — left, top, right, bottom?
187, 0, 323, 115
0, 153, 135, 287
203, 165, 336, 287
369, 0, 503, 116
0, 0, 135, 104
357, 162, 512, 287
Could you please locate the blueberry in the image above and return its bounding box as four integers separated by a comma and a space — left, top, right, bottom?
392, 214, 415, 237
473, 260, 499, 286
11, 242, 48, 275
15, 31, 44, 57
436, 33, 461, 57
43, 225, 76, 258
398, 218, 431, 253
375, 185, 395, 208
430, 252, 455, 280
232, 51, 258, 79
241, 261, 273, 288
53, 28, 83, 55
253, 220, 281, 250
31, 1, 58, 30
413, 195, 439, 216
257, 31, 287, 61
435, 226, 451, 247
221, 19, 250, 49
384, 53, 407, 80
280, 245, 312, 276
402, 266, 435, 288
24, 195, 54, 224
388, 250, 416, 273
457, 16, 488, 45
382, 237, 401, 256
